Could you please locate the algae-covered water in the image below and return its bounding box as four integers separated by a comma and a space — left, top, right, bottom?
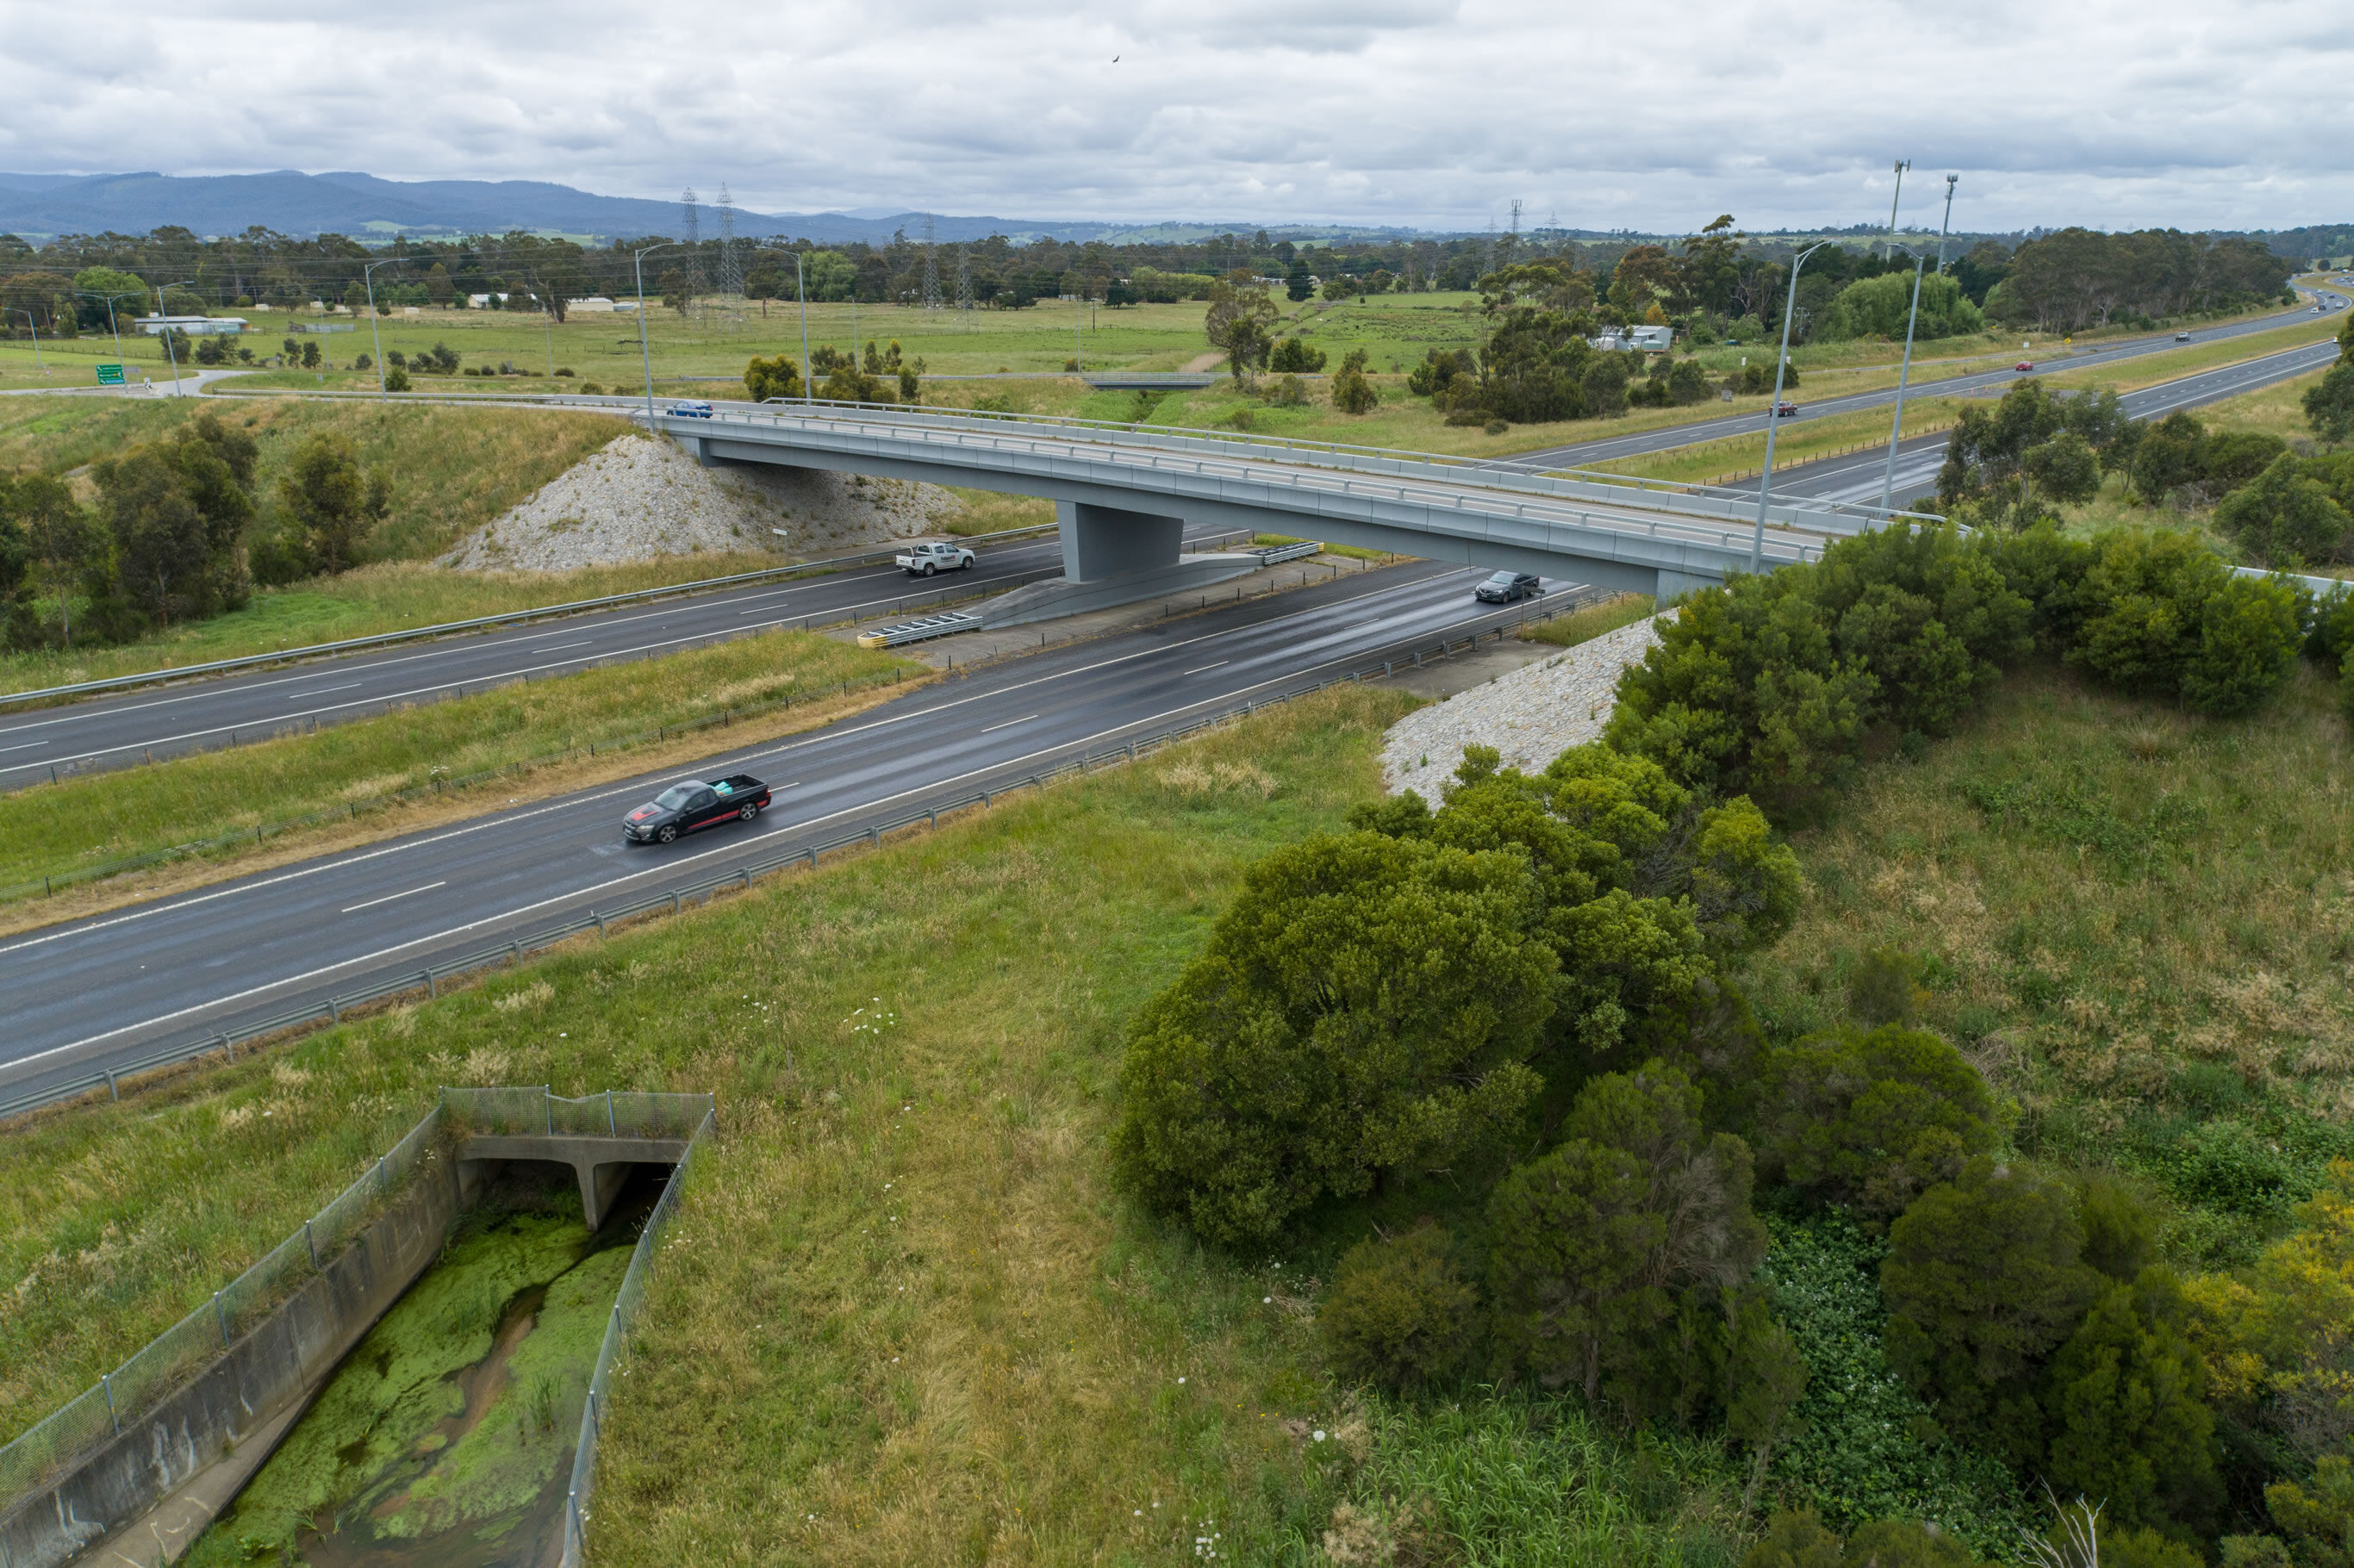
190, 1198, 640, 1568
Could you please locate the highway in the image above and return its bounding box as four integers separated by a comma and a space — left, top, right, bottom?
0, 560, 1560, 1107
1766, 327, 2349, 510
3, 294, 2341, 791
1491, 293, 2346, 475
0, 524, 1237, 787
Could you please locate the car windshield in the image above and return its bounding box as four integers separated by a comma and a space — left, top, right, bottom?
1484, 571, 1516, 584
653, 784, 701, 810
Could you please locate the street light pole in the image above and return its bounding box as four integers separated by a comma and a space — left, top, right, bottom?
1878, 175, 1959, 517
633, 242, 684, 425
1883, 160, 1909, 264
1752, 240, 1834, 572
362, 258, 401, 402
76, 290, 140, 379
794, 252, 811, 402
151, 280, 197, 395
5, 308, 43, 376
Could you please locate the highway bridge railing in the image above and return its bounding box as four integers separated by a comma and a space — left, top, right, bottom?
0, 518, 1070, 711
0, 588, 1622, 1126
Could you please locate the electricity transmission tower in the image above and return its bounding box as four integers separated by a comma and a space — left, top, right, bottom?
955, 243, 975, 328
921, 215, 942, 310
1508, 197, 1523, 263
681, 188, 704, 321
716, 183, 744, 329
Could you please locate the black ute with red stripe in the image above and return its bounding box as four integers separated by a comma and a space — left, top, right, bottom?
623, 774, 770, 844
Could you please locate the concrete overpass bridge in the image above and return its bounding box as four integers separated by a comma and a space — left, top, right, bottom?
652, 401, 1920, 622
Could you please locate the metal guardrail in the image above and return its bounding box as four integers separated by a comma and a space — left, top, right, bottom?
0, 520, 1065, 711
1249, 539, 1324, 567
561, 1104, 715, 1567
0, 588, 1617, 1125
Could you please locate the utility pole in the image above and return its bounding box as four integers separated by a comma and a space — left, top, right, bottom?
633, 241, 685, 424
361, 258, 399, 401
152, 279, 197, 395
794, 252, 812, 400
1878, 175, 1959, 515
6, 308, 45, 375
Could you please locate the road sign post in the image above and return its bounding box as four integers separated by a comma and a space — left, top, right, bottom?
96, 364, 125, 386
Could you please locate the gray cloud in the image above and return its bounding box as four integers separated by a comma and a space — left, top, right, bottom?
0, 0, 2345, 232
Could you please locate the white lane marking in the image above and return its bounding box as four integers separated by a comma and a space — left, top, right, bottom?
303, 683, 364, 695
0, 740, 47, 753
979, 713, 1038, 734
0, 569, 1466, 966
1183, 661, 1228, 675
341, 881, 446, 914
535, 641, 593, 652
8, 582, 1504, 1075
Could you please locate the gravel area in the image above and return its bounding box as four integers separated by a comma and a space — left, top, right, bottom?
1381, 616, 1664, 796
439, 432, 961, 571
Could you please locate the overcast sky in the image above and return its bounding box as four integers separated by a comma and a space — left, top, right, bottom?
2, 0, 2346, 233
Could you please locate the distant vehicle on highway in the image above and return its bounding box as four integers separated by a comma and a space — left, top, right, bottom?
1774, 400, 1799, 417
2015, 362, 2035, 372
668, 401, 714, 418
624, 775, 770, 844
896, 540, 975, 576
1474, 570, 1543, 604
2175, 332, 2192, 341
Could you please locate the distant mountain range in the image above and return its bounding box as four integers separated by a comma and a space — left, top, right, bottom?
0, 169, 1423, 247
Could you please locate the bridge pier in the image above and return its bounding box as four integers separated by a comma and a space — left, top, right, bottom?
1058, 500, 1186, 581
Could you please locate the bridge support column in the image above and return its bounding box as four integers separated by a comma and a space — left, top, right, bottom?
1058, 501, 1186, 582
1654, 567, 1718, 606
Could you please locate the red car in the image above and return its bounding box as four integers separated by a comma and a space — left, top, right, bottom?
1774, 401, 1799, 417
2015, 361, 2035, 371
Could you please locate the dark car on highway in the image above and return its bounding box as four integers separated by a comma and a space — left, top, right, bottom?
1474, 570, 1543, 604
624, 774, 771, 843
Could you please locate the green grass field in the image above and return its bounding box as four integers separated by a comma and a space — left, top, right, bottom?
1517, 592, 1658, 647
0, 628, 918, 907
9, 650, 2351, 1559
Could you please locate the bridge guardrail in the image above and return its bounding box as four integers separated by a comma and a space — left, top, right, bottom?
0, 588, 1622, 1125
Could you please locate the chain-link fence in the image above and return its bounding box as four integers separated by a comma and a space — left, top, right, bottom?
440, 1086, 716, 1142
561, 1106, 714, 1567
0, 1104, 445, 1508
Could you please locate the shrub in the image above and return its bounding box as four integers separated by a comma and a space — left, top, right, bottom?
1881, 1158, 2102, 1464
1110, 832, 1555, 1245
743, 352, 802, 401
1742, 1508, 1845, 1568
2040, 1266, 2220, 1529
1332, 349, 1379, 414
1266, 373, 1308, 408
1320, 1226, 1479, 1388
1269, 335, 1327, 374
383, 365, 411, 392
2303, 359, 2354, 445
1756, 1024, 1995, 1218
1485, 1061, 1766, 1407
2070, 529, 2301, 716
2214, 453, 2353, 567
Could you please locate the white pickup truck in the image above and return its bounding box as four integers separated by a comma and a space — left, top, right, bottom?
894, 540, 976, 576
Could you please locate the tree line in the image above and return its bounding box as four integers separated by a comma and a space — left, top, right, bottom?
1112, 517, 2354, 1560
0, 414, 389, 650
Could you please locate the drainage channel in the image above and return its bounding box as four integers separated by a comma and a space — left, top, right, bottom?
183, 1165, 665, 1568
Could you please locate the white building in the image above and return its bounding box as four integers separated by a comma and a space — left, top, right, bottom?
1588, 324, 1674, 353
136, 314, 247, 336
567, 296, 620, 314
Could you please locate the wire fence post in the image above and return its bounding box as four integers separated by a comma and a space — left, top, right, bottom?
545, 1085, 554, 1136
607, 1090, 617, 1136
304, 1219, 319, 1268
102, 1373, 120, 1435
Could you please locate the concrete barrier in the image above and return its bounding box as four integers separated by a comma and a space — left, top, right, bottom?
0, 1154, 464, 1568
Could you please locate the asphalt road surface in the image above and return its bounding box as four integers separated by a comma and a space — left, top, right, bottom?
1489, 295, 2346, 476
0, 559, 1562, 1105
1764, 327, 2350, 511
0, 524, 1242, 787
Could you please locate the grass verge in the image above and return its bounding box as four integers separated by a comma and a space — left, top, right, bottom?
0, 632, 921, 932
2, 688, 1409, 1565
1518, 592, 1657, 647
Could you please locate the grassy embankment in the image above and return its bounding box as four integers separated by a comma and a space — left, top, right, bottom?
1517, 591, 1658, 647
10, 653, 2351, 1559
0, 630, 920, 930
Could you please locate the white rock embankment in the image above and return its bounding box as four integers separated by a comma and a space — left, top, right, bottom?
440, 432, 960, 572
1381, 616, 1663, 797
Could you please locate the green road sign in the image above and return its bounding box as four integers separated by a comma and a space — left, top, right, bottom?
95, 364, 124, 386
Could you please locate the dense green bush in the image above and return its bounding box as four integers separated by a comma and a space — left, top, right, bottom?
1882, 1158, 2102, 1462
1268, 335, 1326, 373
2215, 453, 2354, 567
1319, 1225, 1479, 1388
1755, 1025, 1996, 1218
1109, 831, 1555, 1245
2069, 530, 2301, 716
2040, 1267, 2220, 1529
